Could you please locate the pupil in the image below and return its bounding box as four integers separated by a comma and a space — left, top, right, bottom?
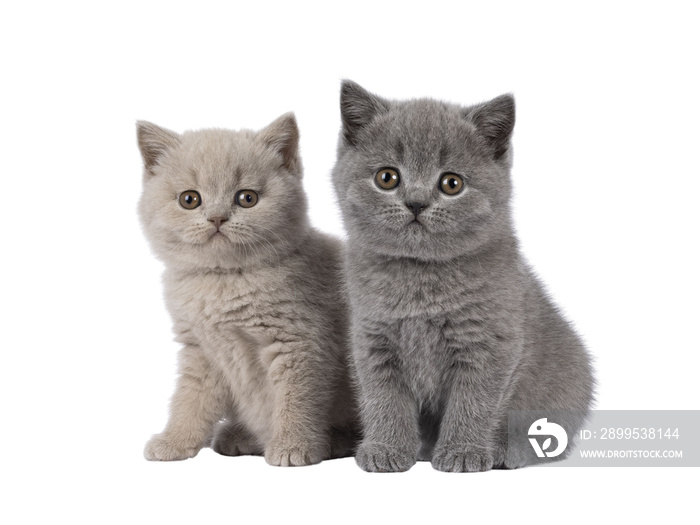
185, 195, 192, 204
449, 178, 457, 189
383, 173, 391, 183
245, 194, 251, 202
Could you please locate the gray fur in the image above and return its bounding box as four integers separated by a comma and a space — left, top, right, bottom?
137, 113, 357, 465
332, 81, 594, 472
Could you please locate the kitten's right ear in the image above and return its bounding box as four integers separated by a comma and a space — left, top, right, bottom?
462, 94, 515, 160
136, 121, 181, 175
340, 80, 389, 146
258, 112, 302, 175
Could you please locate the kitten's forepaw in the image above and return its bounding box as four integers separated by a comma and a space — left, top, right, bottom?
500, 445, 531, 469
211, 434, 262, 457
144, 433, 200, 461
210, 425, 263, 457
431, 445, 493, 473
355, 442, 416, 473
491, 445, 508, 469
264, 439, 327, 467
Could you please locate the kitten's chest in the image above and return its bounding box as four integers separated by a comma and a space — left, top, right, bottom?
394, 317, 449, 399
351, 256, 488, 319
165, 268, 290, 347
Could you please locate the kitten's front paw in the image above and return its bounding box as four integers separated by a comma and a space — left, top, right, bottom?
499, 444, 532, 469
431, 445, 493, 473
264, 438, 328, 467
355, 442, 416, 473
211, 433, 263, 457
210, 423, 263, 457
491, 444, 508, 469
144, 433, 201, 461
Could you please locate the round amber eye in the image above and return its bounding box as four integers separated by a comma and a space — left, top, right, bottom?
179, 190, 201, 209
236, 190, 259, 208
375, 168, 400, 190
439, 173, 464, 195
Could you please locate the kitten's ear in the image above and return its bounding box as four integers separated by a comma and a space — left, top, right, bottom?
462, 94, 515, 160
340, 80, 390, 146
258, 112, 301, 175
136, 121, 181, 175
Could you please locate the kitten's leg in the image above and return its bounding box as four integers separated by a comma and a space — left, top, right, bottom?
210, 418, 263, 457
490, 421, 512, 469
431, 358, 511, 473
262, 342, 333, 467
144, 345, 229, 461
353, 333, 420, 472
328, 422, 361, 459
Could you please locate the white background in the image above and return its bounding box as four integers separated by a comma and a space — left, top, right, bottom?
1, 1, 698, 523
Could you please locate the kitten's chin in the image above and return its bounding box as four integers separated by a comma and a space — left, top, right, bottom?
349, 223, 490, 262
157, 236, 297, 273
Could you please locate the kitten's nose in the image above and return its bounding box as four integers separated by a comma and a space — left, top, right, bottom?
208, 216, 228, 230
406, 202, 427, 217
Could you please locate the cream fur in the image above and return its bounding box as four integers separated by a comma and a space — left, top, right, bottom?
137, 114, 357, 465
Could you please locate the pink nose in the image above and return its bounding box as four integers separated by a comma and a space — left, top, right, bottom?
208, 216, 228, 229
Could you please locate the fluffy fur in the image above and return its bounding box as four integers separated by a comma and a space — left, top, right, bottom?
332, 81, 594, 472
138, 114, 357, 465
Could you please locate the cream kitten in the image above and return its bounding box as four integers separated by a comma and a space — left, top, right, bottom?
137, 113, 357, 466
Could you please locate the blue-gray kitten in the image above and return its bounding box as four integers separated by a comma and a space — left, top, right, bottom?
138, 114, 357, 465
332, 81, 594, 472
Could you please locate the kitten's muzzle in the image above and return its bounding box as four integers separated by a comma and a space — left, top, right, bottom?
208, 216, 228, 230
406, 201, 428, 218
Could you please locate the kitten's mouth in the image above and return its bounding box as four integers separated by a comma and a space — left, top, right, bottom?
210, 231, 229, 240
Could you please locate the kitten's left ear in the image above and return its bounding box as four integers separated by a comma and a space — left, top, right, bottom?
462, 94, 515, 160
340, 80, 390, 146
136, 121, 181, 175
258, 112, 301, 176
